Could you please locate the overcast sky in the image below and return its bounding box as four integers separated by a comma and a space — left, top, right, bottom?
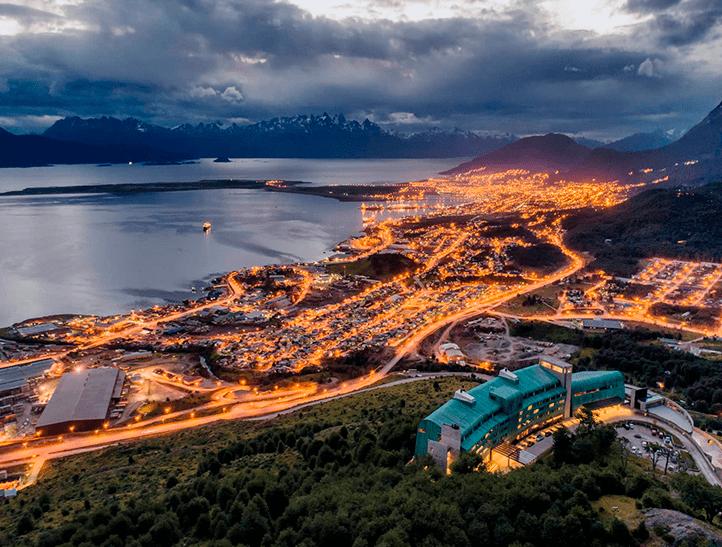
0, 0, 721, 138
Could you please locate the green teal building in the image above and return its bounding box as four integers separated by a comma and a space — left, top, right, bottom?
415, 357, 624, 469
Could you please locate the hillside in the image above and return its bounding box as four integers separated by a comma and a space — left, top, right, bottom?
445, 99, 722, 184
655, 100, 722, 162
1, 375, 718, 547
445, 133, 591, 174
605, 129, 674, 152
565, 182, 722, 275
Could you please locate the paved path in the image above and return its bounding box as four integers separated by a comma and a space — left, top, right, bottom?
597, 407, 722, 487
2, 371, 490, 489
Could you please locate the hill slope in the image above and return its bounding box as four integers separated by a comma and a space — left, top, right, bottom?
605, 129, 674, 152
445, 99, 722, 184
1, 375, 715, 547
445, 133, 591, 174
565, 182, 722, 274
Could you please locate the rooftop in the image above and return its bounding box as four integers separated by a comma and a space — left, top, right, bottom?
581, 318, 624, 330
37, 367, 124, 428
424, 364, 560, 437
0, 359, 53, 394
571, 370, 624, 392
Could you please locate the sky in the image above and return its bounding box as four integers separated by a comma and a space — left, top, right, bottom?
0, 0, 721, 139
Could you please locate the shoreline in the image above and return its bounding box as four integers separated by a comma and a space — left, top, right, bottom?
0, 177, 411, 202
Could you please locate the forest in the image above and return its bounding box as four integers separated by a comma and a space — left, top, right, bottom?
512, 321, 722, 415
564, 182, 722, 275
1, 376, 720, 546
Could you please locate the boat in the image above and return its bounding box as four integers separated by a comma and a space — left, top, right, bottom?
202, 221, 212, 233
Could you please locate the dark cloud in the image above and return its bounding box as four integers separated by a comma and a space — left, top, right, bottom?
623, 0, 722, 46
0, 3, 60, 23
0, 0, 720, 138
646, 0, 722, 46
625, 0, 682, 13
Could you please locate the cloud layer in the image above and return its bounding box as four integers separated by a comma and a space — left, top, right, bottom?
0, 0, 721, 138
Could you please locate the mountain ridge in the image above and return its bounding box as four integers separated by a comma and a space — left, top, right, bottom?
445, 99, 722, 184
37, 113, 515, 163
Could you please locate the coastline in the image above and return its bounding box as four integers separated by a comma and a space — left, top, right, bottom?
0, 178, 413, 202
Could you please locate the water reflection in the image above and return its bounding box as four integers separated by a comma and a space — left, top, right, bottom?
0, 188, 361, 325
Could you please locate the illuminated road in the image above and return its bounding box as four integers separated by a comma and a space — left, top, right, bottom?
0, 272, 245, 370
491, 309, 716, 338
0, 235, 585, 486
0, 371, 490, 489
0, 171, 696, 489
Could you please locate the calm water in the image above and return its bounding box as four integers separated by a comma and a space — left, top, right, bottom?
0, 157, 459, 192
0, 158, 462, 326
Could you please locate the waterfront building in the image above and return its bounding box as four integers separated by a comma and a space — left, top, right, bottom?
415, 357, 624, 470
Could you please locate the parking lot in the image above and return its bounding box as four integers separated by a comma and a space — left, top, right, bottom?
616, 421, 690, 473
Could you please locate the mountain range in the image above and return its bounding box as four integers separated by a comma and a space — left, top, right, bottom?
447, 100, 722, 185
0, 105, 717, 178
0, 114, 516, 168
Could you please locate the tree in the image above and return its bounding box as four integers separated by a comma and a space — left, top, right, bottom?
648, 442, 664, 474
451, 451, 484, 474
609, 518, 632, 545
15, 513, 34, 535
239, 495, 271, 546
672, 474, 722, 522
662, 446, 672, 475
576, 406, 597, 434
553, 428, 574, 464
618, 438, 630, 473
148, 513, 181, 547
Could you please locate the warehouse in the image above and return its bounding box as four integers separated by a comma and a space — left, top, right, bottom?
580, 318, 624, 331
0, 359, 53, 400
36, 367, 125, 435
415, 357, 624, 470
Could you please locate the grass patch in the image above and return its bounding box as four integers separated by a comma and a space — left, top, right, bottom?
327, 252, 418, 281
593, 495, 644, 529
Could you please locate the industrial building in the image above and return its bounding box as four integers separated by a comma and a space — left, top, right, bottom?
415, 357, 624, 470
579, 318, 625, 331
0, 359, 54, 416
36, 367, 125, 435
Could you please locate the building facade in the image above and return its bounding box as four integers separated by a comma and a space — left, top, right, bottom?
415, 357, 624, 469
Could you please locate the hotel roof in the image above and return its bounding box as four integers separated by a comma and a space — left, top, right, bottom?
422, 365, 623, 451
424, 364, 560, 436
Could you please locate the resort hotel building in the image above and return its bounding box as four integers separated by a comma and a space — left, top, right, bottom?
415, 357, 624, 470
